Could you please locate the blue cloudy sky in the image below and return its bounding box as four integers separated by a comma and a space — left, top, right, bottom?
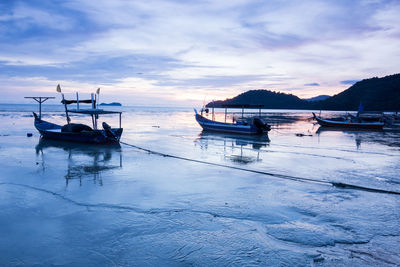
1, 0, 399, 106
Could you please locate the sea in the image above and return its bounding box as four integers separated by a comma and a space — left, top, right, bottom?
0, 103, 399, 266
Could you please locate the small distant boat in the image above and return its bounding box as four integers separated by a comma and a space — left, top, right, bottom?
26, 85, 123, 144
195, 109, 271, 135
312, 112, 384, 129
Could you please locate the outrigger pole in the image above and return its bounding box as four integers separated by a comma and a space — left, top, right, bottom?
24, 96, 55, 119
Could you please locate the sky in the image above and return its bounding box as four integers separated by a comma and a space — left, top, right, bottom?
1, 0, 399, 106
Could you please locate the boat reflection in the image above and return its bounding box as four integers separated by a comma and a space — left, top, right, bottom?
316, 126, 384, 134
35, 138, 122, 186
195, 131, 270, 164
315, 126, 395, 149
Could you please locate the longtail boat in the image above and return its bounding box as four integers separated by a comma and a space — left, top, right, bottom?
26, 85, 123, 144
194, 105, 271, 135
312, 112, 384, 129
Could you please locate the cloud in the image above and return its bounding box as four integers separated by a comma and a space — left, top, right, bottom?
0, 54, 185, 83
156, 74, 272, 88
304, 83, 320, 86
0, 0, 399, 105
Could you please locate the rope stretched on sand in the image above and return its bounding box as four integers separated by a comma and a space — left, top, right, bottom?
120, 141, 400, 196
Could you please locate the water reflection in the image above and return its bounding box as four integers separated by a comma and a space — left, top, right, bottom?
261, 113, 305, 127
195, 131, 270, 164
35, 139, 122, 186
315, 126, 384, 134
315, 126, 400, 149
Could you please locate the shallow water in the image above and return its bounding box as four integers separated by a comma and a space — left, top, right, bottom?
0, 104, 399, 266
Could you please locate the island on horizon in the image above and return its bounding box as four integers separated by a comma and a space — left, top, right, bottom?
99, 102, 122, 106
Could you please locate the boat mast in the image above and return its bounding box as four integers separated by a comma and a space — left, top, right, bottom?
95, 88, 100, 129
95, 95, 98, 129
61, 93, 71, 124
76, 92, 80, 110
56, 84, 70, 124
212, 100, 215, 121
91, 93, 97, 129
225, 107, 227, 123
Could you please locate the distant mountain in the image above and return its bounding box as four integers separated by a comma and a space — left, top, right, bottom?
304, 95, 330, 102
207, 74, 400, 111
206, 90, 309, 109
99, 102, 122, 106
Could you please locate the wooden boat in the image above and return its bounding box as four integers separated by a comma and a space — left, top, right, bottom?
195, 109, 271, 135
312, 112, 384, 129
27, 87, 123, 144
33, 111, 122, 144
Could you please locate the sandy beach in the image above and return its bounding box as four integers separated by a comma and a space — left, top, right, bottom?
0, 104, 399, 265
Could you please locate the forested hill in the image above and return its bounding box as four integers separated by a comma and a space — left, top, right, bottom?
207, 90, 309, 109
207, 74, 400, 111
312, 74, 400, 111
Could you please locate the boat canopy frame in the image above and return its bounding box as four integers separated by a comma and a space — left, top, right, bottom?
26, 93, 122, 130
68, 109, 122, 129
60, 92, 122, 130
207, 104, 265, 122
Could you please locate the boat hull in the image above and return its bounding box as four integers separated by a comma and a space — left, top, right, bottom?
313, 114, 384, 129
34, 117, 123, 144
195, 114, 265, 135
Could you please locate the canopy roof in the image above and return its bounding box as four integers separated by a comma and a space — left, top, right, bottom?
62, 99, 93, 105
221, 104, 264, 108
68, 109, 121, 115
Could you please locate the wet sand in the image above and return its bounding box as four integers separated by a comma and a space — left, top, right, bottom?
0, 106, 399, 265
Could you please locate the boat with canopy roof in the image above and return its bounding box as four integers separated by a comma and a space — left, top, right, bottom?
312, 112, 384, 129
194, 104, 271, 135
26, 85, 123, 144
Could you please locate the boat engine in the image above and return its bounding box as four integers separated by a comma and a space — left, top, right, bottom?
253, 118, 271, 133
102, 122, 117, 140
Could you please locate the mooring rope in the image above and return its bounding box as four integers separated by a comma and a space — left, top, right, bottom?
120, 141, 400, 196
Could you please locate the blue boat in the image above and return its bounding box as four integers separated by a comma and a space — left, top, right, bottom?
194, 109, 271, 135
312, 112, 384, 129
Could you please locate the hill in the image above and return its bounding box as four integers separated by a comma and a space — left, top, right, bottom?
207, 90, 309, 109
207, 74, 400, 111
304, 95, 330, 102
313, 74, 400, 111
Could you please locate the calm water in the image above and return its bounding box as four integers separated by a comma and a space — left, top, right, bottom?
0, 104, 399, 266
